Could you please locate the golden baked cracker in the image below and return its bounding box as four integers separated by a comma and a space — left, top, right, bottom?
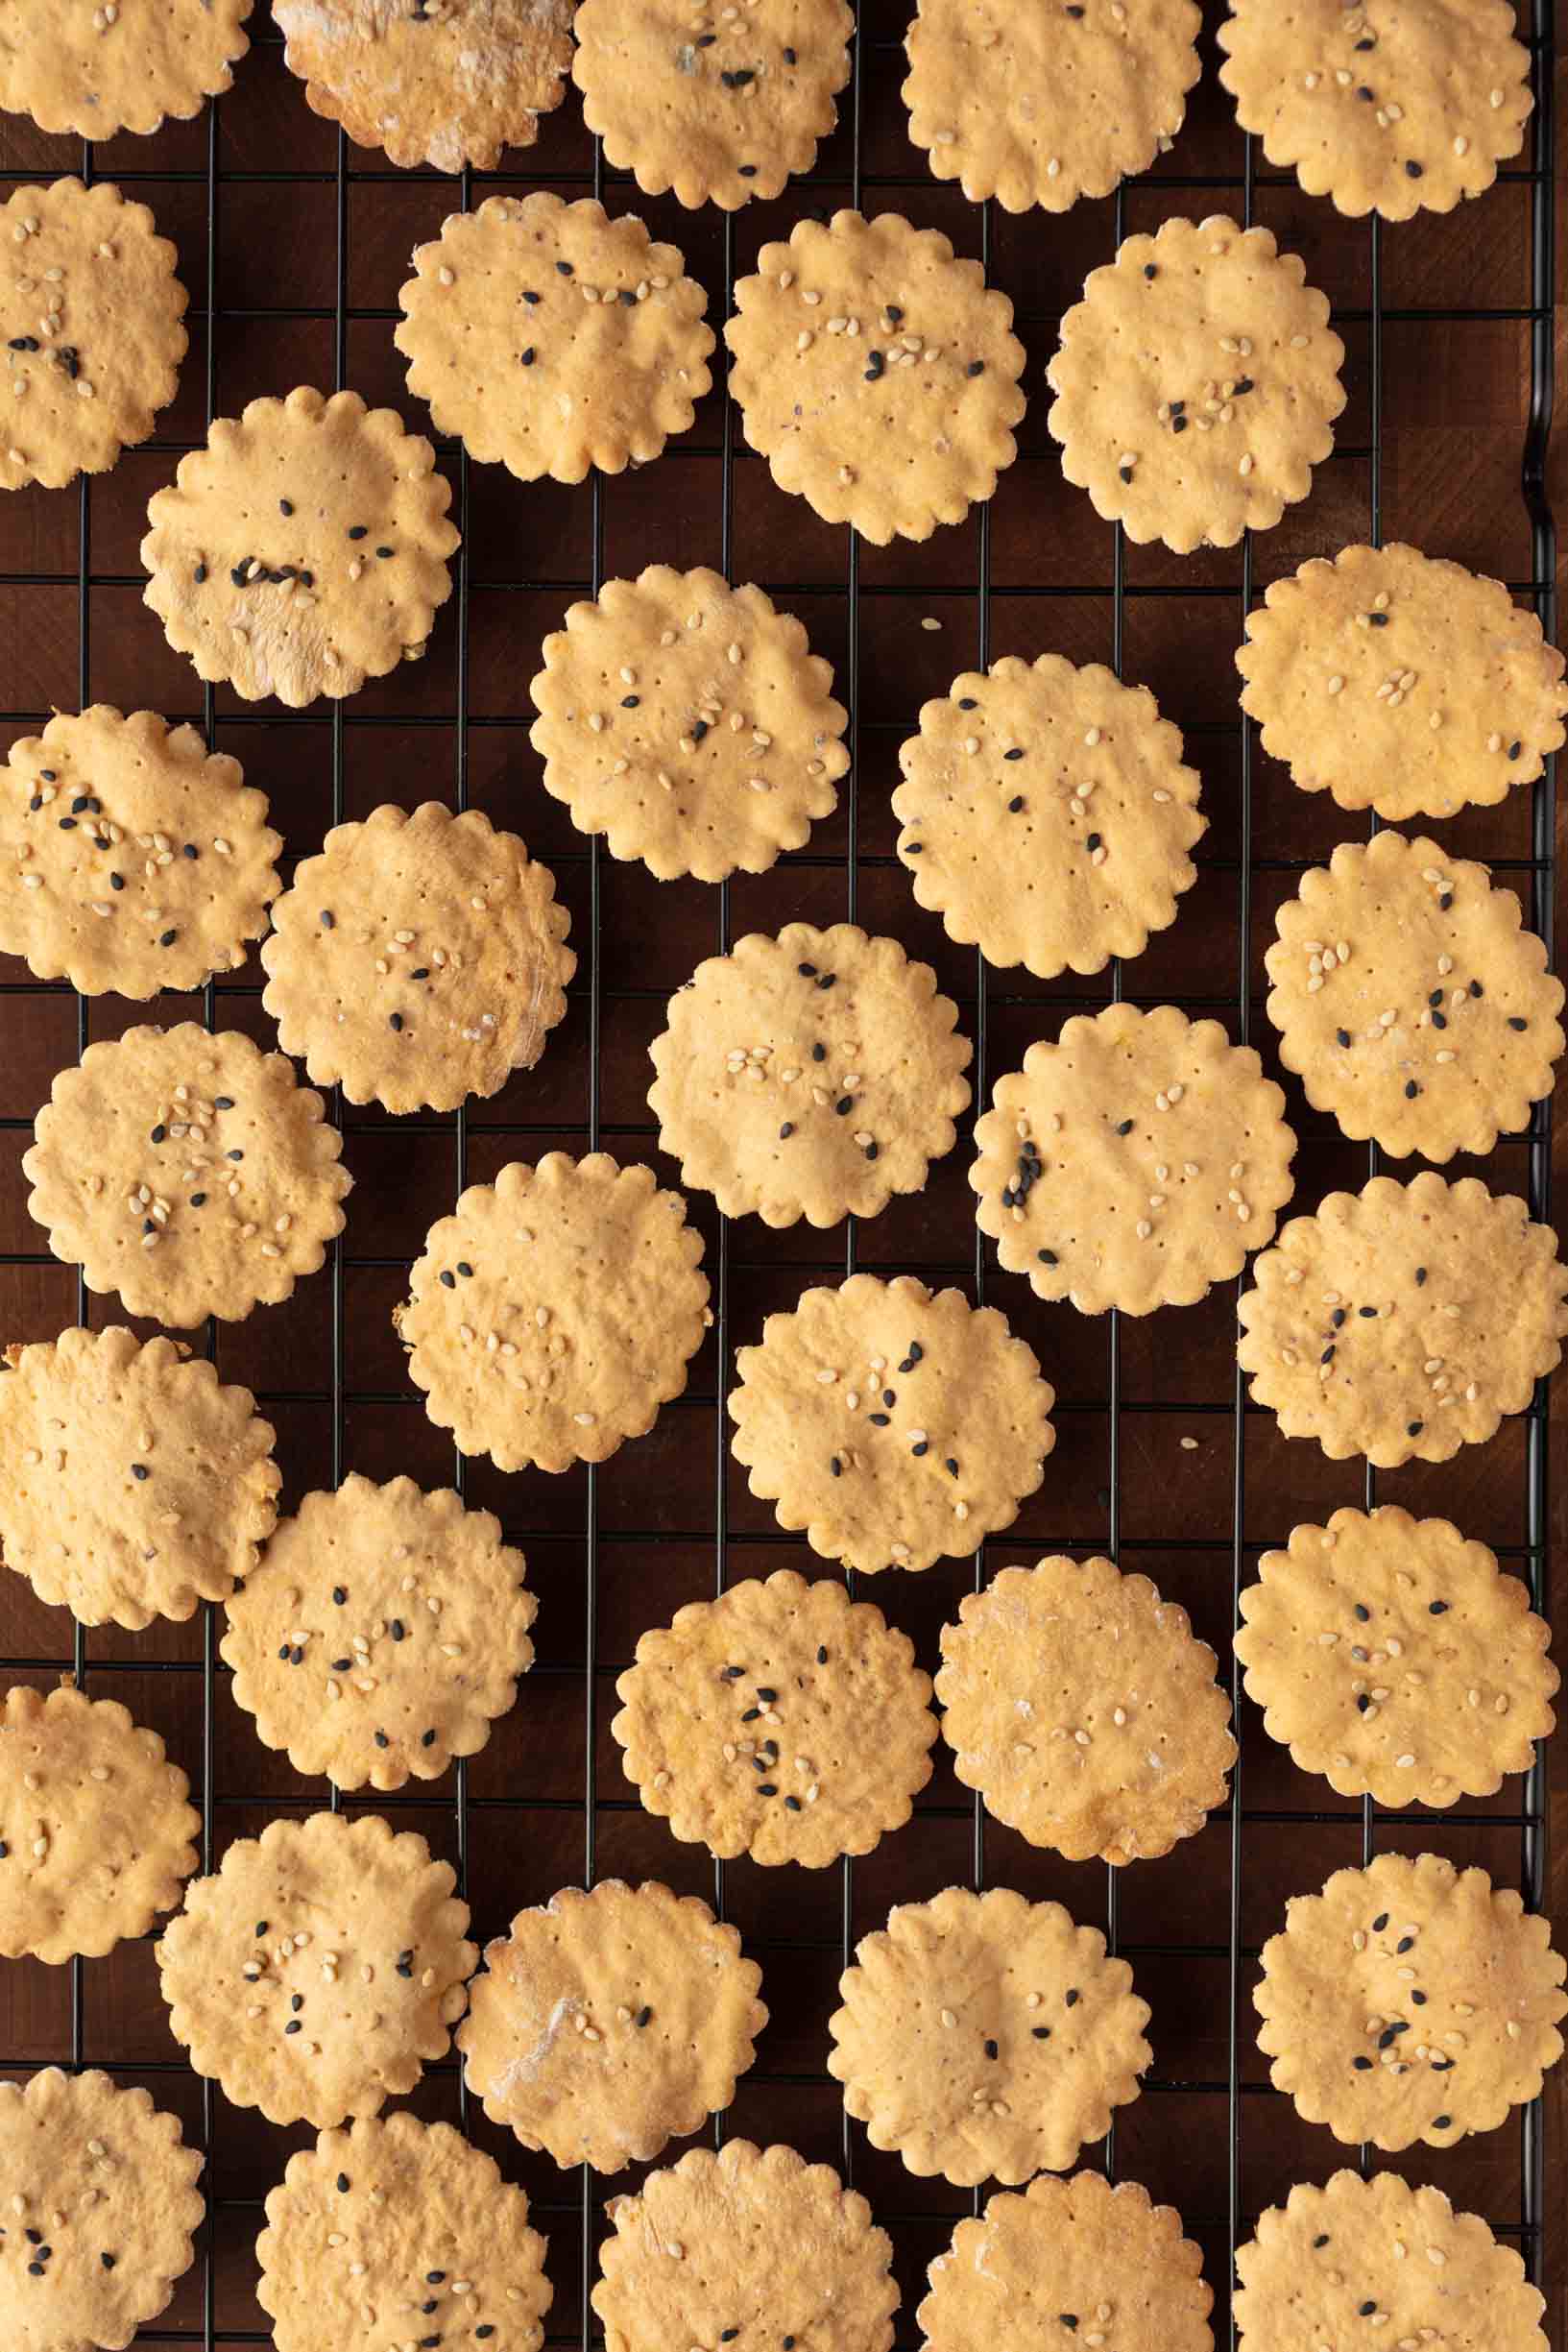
157, 1810, 475, 2129
937, 1557, 1237, 1866
1047, 214, 1345, 554
24, 1023, 351, 1329
0, 0, 251, 136
529, 565, 850, 884
729, 1273, 1055, 1574
222, 1472, 536, 1793
141, 385, 459, 708
829, 1886, 1151, 2187
893, 653, 1205, 980
0, 1324, 278, 1631
1237, 541, 1568, 822
457, 1879, 765, 2170
649, 921, 973, 1227
726, 210, 1025, 546
395, 1152, 710, 1475
613, 1567, 937, 1869
259, 802, 573, 1115
971, 1004, 1295, 1316
1236, 1172, 1568, 1467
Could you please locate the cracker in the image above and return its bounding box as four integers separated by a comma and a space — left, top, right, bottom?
1237, 1506, 1558, 1808
936, 1556, 1237, 1866
1236, 541, 1568, 822
0, 1324, 278, 1632
141, 384, 459, 708
0, 706, 280, 996
728, 1273, 1055, 1575
1047, 213, 1345, 553
529, 564, 850, 884
828, 1885, 1150, 2187
157, 1809, 475, 2129
24, 1023, 351, 1329
221, 1471, 536, 1793
1236, 1171, 1568, 1467
613, 1566, 937, 1868
892, 653, 1205, 980
259, 801, 573, 1115
648, 921, 972, 1227
572, 0, 854, 210
0, 1, 250, 136
971, 1003, 1295, 1316
457, 1879, 765, 2170
1218, 0, 1533, 221
395, 1152, 709, 1475
273, 0, 573, 172
726, 209, 1025, 546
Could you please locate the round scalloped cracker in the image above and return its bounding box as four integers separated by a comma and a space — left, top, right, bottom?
592, 2140, 898, 2352
649, 922, 972, 1227
0, 2067, 204, 2352
0, 1324, 279, 1632
729, 1274, 1055, 1575
259, 801, 573, 1115
1047, 214, 1345, 554
829, 1886, 1150, 2188
1236, 1172, 1568, 1467
24, 1023, 350, 1329
273, 0, 573, 171
0, 1, 250, 136
221, 1472, 536, 1794
457, 1879, 765, 2171
893, 653, 1205, 980
1237, 1506, 1557, 1809
1236, 542, 1568, 822
971, 1003, 1295, 1316
1218, 0, 1533, 222
613, 1567, 937, 1869
937, 1557, 1237, 1866
256, 2109, 551, 2352
395, 1152, 710, 1475
1256, 1852, 1565, 2155
141, 385, 459, 709
726, 210, 1025, 546
529, 565, 850, 884
157, 1809, 475, 2129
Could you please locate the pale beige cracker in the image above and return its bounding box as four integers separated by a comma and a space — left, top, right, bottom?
1237, 541, 1568, 822
457, 1879, 765, 2170
1236, 1171, 1568, 1467
256, 2109, 552, 2352
893, 653, 1205, 979
0, 1, 251, 136
971, 1003, 1295, 1316
904, 0, 1202, 213
1218, 0, 1533, 221
613, 1566, 937, 1869
24, 1023, 350, 1329
593, 2140, 898, 2352
260, 801, 573, 1114
572, 0, 854, 211
828, 1886, 1150, 2187
649, 921, 972, 1227
142, 385, 459, 708
726, 209, 1025, 545
274, 0, 573, 171
1047, 214, 1345, 554
937, 1556, 1237, 1865
529, 565, 850, 884
729, 1273, 1055, 1575
0, 2067, 204, 2352
221, 1472, 536, 1793
395, 1152, 709, 1475
0, 1324, 278, 1631
157, 1809, 474, 2129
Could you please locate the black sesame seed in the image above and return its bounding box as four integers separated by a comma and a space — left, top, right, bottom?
1408, 1420, 1424, 1437
1405, 1079, 1419, 1098
757, 1686, 778, 1703
1116, 1117, 1133, 1135
1065, 1987, 1079, 2006
58, 815, 76, 830
285, 2020, 302, 2035
422, 1729, 436, 1747
1372, 1913, 1388, 1931
1032, 2025, 1050, 2039
834, 1096, 853, 1115
784, 45, 796, 61
457, 1261, 472, 1277
1508, 740, 1522, 760
1313, 2235, 1329, 2249
984, 2038, 999, 2059
1357, 84, 1374, 99
864, 1141, 879, 1159
440, 1270, 456, 1288
1039, 1248, 1058, 1266
101, 2251, 116, 2268
1333, 1309, 1347, 1328
1434, 2114, 1451, 2129
757, 1782, 777, 1796
557, 259, 574, 276
333, 1588, 347, 1605
1172, 415, 1188, 433
390, 1012, 404, 1031
779, 1122, 794, 1139
132, 1463, 150, 1482
519, 347, 536, 366
1120, 465, 1134, 483
375, 546, 394, 560
958, 696, 977, 709
374, 1731, 389, 1748
830, 1455, 841, 1477
1009, 795, 1025, 812
1354, 1603, 1369, 1620
109, 871, 124, 890
816, 972, 834, 989
966, 359, 985, 376
1430, 1599, 1449, 1613
188, 1192, 206, 1207
1508, 1016, 1529, 1031
1415, 1265, 1427, 1285
348, 525, 368, 540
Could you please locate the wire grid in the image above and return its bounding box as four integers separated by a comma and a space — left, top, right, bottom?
0, 1, 1558, 2343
